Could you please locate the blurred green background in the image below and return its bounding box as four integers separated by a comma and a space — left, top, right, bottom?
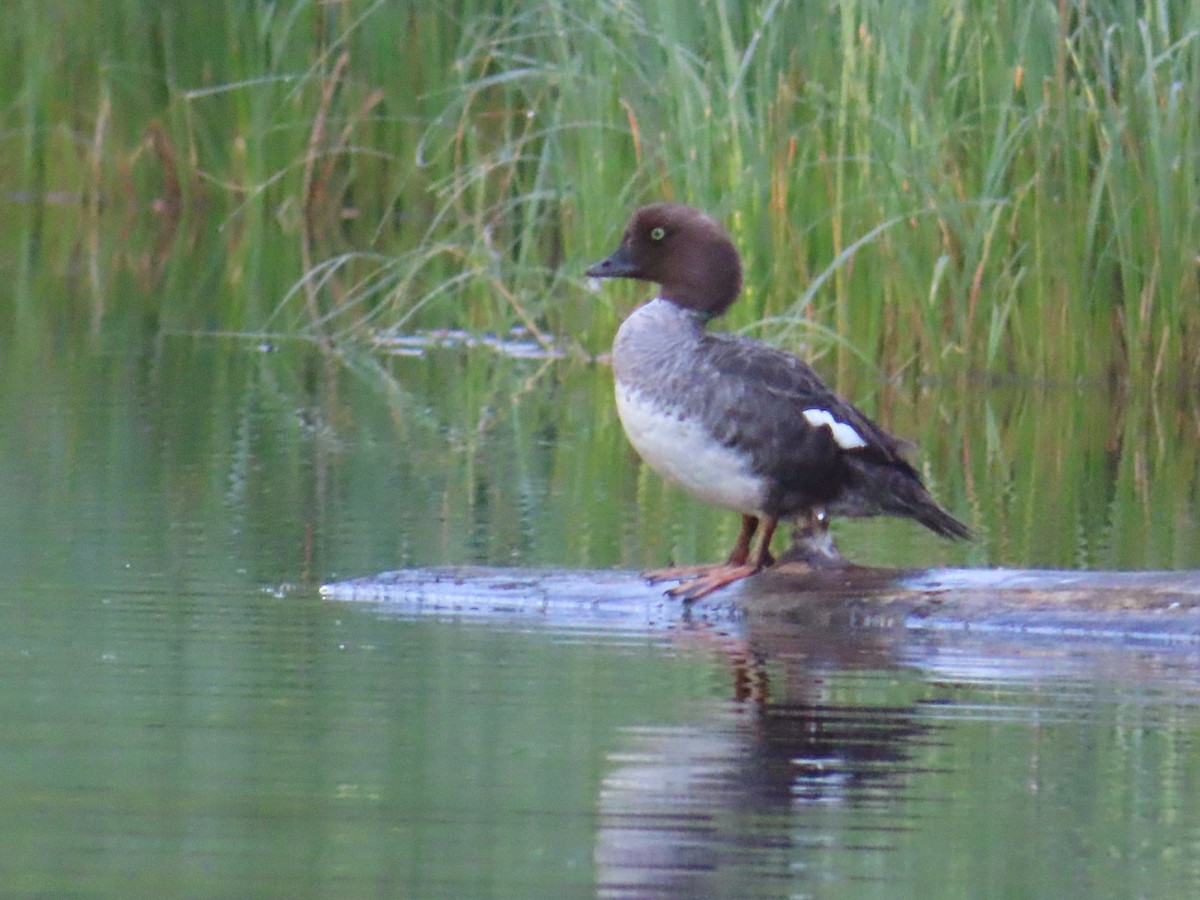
2, 0, 1198, 572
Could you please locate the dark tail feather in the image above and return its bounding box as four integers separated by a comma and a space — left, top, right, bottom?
910, 496, 973, 541
839, 459, 973, 540
881, 471, 973, 541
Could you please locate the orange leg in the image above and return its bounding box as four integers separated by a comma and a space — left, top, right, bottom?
646, 515, 779, 602
644, 515, 759, 583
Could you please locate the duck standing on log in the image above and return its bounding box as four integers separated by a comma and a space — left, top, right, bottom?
586, 203, 971, 601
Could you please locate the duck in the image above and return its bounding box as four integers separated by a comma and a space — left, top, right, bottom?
585, 203, 970, 601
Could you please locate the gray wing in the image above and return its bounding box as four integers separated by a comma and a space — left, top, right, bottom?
700, 332, 917, 474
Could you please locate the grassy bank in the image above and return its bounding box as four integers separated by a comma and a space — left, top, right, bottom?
2, 0, 1198, 384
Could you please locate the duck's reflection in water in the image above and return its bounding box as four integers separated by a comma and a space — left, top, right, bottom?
596, 614, 943, 898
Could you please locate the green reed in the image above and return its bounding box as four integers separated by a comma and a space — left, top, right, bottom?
3, 0, 1198, 384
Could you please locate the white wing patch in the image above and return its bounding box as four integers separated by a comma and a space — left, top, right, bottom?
802, 408, 868, 450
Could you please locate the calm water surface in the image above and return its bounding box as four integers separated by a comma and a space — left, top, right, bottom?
2, 336, 1200, 897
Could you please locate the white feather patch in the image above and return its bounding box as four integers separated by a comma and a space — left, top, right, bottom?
802, 408, 868, 450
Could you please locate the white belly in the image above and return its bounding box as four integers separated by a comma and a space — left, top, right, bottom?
616, 383, 766, 515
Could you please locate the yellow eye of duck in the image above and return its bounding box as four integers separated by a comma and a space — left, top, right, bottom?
650, 226, 666, 241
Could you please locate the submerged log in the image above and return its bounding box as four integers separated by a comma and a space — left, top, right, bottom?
321, 561, 1200, 643
748, 561, 1200, 639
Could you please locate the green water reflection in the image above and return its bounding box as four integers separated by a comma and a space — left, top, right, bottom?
0, 588, 703, 895
4, 332, 1197, 589
1, 335, 1199, 897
